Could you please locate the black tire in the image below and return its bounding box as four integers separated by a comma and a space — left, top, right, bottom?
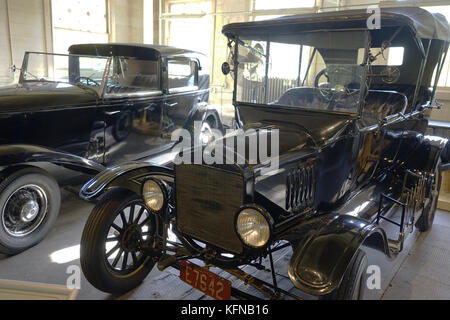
416, 162, 442, 232
0, 167, 61, 255
324, 249, 368, 300
80, 188, 157, 294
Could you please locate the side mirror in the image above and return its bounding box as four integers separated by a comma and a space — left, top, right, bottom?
221, 62, 231, 76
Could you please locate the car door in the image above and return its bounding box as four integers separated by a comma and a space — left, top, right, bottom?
162, 58, 201, 139
101, 56, 172, 166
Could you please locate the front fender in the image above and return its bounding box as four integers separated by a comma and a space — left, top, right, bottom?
283, 214, 390, 296
79, 162, 174, 200
0, 144, 104, 175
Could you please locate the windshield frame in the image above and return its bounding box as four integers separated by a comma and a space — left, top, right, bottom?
231, 31, 371, 116
20, 51, 112, 96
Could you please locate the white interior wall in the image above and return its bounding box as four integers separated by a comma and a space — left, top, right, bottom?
0, 0, 12, 84
0, 0, 52, 84
109, 0, 144, 43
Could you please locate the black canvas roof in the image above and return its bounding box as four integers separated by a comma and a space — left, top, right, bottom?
223, 7, 450, 42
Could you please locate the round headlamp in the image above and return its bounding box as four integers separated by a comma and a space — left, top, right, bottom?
236, 206, 272, 248
142, 179, 166, 212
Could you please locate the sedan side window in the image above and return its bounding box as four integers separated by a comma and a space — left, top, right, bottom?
106, 58, 160, 95
168, 59, 198, 91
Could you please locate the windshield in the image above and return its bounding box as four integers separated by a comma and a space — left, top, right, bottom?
21, 52, 161, 95
22, 52, 109, 89
235, 31, 369, 113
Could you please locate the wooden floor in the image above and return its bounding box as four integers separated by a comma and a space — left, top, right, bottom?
117, 244, 310, 300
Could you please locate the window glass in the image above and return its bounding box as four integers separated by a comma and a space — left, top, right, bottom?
23, 52, 107, 89
79, 57, 107, 82
106, 58, 160, 94
358, 47, 404, 66
168, 60, 197, 89
51, 0, 108, 54
236, 31, 367, 114
254, 0, 315, 10
52, 0, 107, 33
166, 1, 212, 56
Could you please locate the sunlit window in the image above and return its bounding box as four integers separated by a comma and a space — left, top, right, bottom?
52, 0, 108, 54
165, 1, 212, 56
357, 47, 405, 66
254, 0, 315, 10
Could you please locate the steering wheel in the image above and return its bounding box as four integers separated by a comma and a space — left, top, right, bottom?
74, 76, 101, 87
314, 67, 362, 103
314, 68, 333, 101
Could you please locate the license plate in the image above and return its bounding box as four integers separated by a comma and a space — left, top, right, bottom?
180, 261, 231, 300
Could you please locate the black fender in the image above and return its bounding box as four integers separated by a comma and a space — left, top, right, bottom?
283, 213, 390, 296
0, 144, 104, 175
79, 161, 174, 200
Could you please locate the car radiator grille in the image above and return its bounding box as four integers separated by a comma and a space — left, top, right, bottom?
286, 163, 316, 212
176, 164, 244, 254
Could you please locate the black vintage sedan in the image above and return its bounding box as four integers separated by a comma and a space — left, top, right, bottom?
0, 43, 220, 254
80, 8, 449, 299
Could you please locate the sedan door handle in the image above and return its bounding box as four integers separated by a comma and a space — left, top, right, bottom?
165, 102, 178, 108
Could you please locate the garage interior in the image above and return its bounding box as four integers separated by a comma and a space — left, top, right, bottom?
0, 0, 449, 300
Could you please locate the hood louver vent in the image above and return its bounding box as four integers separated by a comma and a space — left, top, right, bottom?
286, 163, 316, 212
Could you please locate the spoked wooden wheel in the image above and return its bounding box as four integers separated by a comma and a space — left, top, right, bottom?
81, 188, 159, 294
104, 199, 155, 275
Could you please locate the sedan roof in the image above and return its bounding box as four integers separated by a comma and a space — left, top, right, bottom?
68, 43, 205, 60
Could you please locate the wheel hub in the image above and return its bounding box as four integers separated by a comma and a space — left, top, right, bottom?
2, 184, 48, 237
20, 200, 40, 222
121, 224, 142, 252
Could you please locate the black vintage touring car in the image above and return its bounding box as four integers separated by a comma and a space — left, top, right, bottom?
0, 44, 220, 254
79, 8, 450, 299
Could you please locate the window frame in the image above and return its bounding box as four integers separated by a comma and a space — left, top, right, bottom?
167, 57, 199, 94
103, 56, 163, 99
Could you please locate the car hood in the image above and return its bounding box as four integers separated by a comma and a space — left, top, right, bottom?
203, 105, 355, 174
0, 82, 99, 112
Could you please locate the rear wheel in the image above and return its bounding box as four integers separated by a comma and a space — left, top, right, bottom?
0, 168, 60, 255
416, 162, 441, 232
199, 113, 223, 145
80, 188, 158, 294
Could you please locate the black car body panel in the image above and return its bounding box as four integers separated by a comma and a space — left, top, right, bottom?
0, 82, 98, 111
0, 144, 105, 175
